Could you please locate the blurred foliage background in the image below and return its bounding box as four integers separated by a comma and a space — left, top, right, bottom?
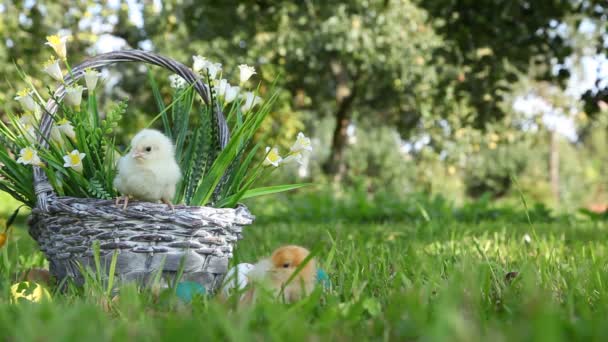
2, 0, 608, 216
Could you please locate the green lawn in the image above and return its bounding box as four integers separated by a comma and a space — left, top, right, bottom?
2, 208, 608, 341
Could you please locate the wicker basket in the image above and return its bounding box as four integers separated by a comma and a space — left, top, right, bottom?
28, 50, 255, 292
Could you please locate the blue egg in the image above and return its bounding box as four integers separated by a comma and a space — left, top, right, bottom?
316, 269, 331, 289
176, 281, 206, 303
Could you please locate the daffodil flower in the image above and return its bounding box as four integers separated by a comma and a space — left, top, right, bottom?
206, 62, 222, 79
192, 55, 208, 73
290, 132, 313, 153
263, 146, 282, 167
241, 92, 262, 113
63, 150, 86, 172
22, 126, 38, 145
215, 79, 229, 98
14, 89, 38, 112
17, 147, 43, 166
57, 118, 76, 140
42, 56, 63, 82
45, 34, 68, 60
84, 68, 101, 91
169, 74, 187, 89
238, 64, 256, 84
64, 85, 85, 107
192, 55, 222, 79
50, 126, 64, 146
214, 79, 240, 103
225, 85, 240, 103
283, 152, 304, 165
15, 114, 38, 144
19, 112, 40, 126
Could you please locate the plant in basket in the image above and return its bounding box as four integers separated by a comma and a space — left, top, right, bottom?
0, 34, 312, 291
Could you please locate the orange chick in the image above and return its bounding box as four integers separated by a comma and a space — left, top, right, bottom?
243, 245, 316, 304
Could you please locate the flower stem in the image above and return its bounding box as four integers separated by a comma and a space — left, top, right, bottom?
63, 59, 76, 82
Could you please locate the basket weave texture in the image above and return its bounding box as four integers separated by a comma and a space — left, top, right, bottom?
27, 50, 254, 291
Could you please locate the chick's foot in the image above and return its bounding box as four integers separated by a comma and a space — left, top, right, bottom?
115, 195, 130, 211
162, 198, 175, 213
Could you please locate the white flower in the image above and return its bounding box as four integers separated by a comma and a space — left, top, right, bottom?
15, 114, 38, 144
192, 55, 208, 73
50, 126, 64, 146
214, 79, 240, 104
192, 55, 222, 79
64, 85, 85, 107
17, 147, 43, 166
283, 152, 304, 165
84, 68, 101, 91
57, 118, 76, 140
63, 150, 86, 172
215, 79, 229, 98
238, 64, 256, 84
45, 34, 68, 60
23, 126, 38, 145
42, 56, 63, 82
12, 114, 38, 144
523, 234, 532, 244
241, 92, 262, 113
206, 62, 222, 79
263, 146, 282, 167
290, 132, 313, 153
14, 89, 38, 112
225, 85, 240, 103
19, 112, 39, 126
169, 74, 187, 89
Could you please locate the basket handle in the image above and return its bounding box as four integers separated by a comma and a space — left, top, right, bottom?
33, 50, 230, 210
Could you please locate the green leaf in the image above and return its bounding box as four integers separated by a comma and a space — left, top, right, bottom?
239, 183, 312, 199
6, 205, 27, 230
148, 69, 170, 138
87, 177, 112, 200
217, 183, 312, 207
87, 91, 100, 129
191, 88, 280, 206
190, 111, 258, 205
106, 251, 118, 296
173, 88, 194, 162
146, 82, 196, 129
223, 141, 263, 197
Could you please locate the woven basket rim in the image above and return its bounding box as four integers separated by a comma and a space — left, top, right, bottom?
30, 196, 255, 223
28, 196, 256, 246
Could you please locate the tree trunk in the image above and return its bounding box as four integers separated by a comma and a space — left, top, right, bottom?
322, 61, 357, 180
550, 130, 560, 204
323, 95, 356, 179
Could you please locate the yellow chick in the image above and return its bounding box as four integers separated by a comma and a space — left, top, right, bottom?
10, 281, 52, 303
243, 245, 316, 304
113, 129, 181, 210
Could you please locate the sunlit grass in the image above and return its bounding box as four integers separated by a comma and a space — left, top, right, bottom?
2, 212, 608, 340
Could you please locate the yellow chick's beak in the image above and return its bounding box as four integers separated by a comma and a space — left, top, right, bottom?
132, 151, 144, 159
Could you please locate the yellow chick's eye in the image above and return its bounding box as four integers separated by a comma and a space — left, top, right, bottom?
282, 263, 290, 268
145, 146, 152, 152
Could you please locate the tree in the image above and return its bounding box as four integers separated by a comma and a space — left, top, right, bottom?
136, 0, 444, 179
3, 0, 608, 187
